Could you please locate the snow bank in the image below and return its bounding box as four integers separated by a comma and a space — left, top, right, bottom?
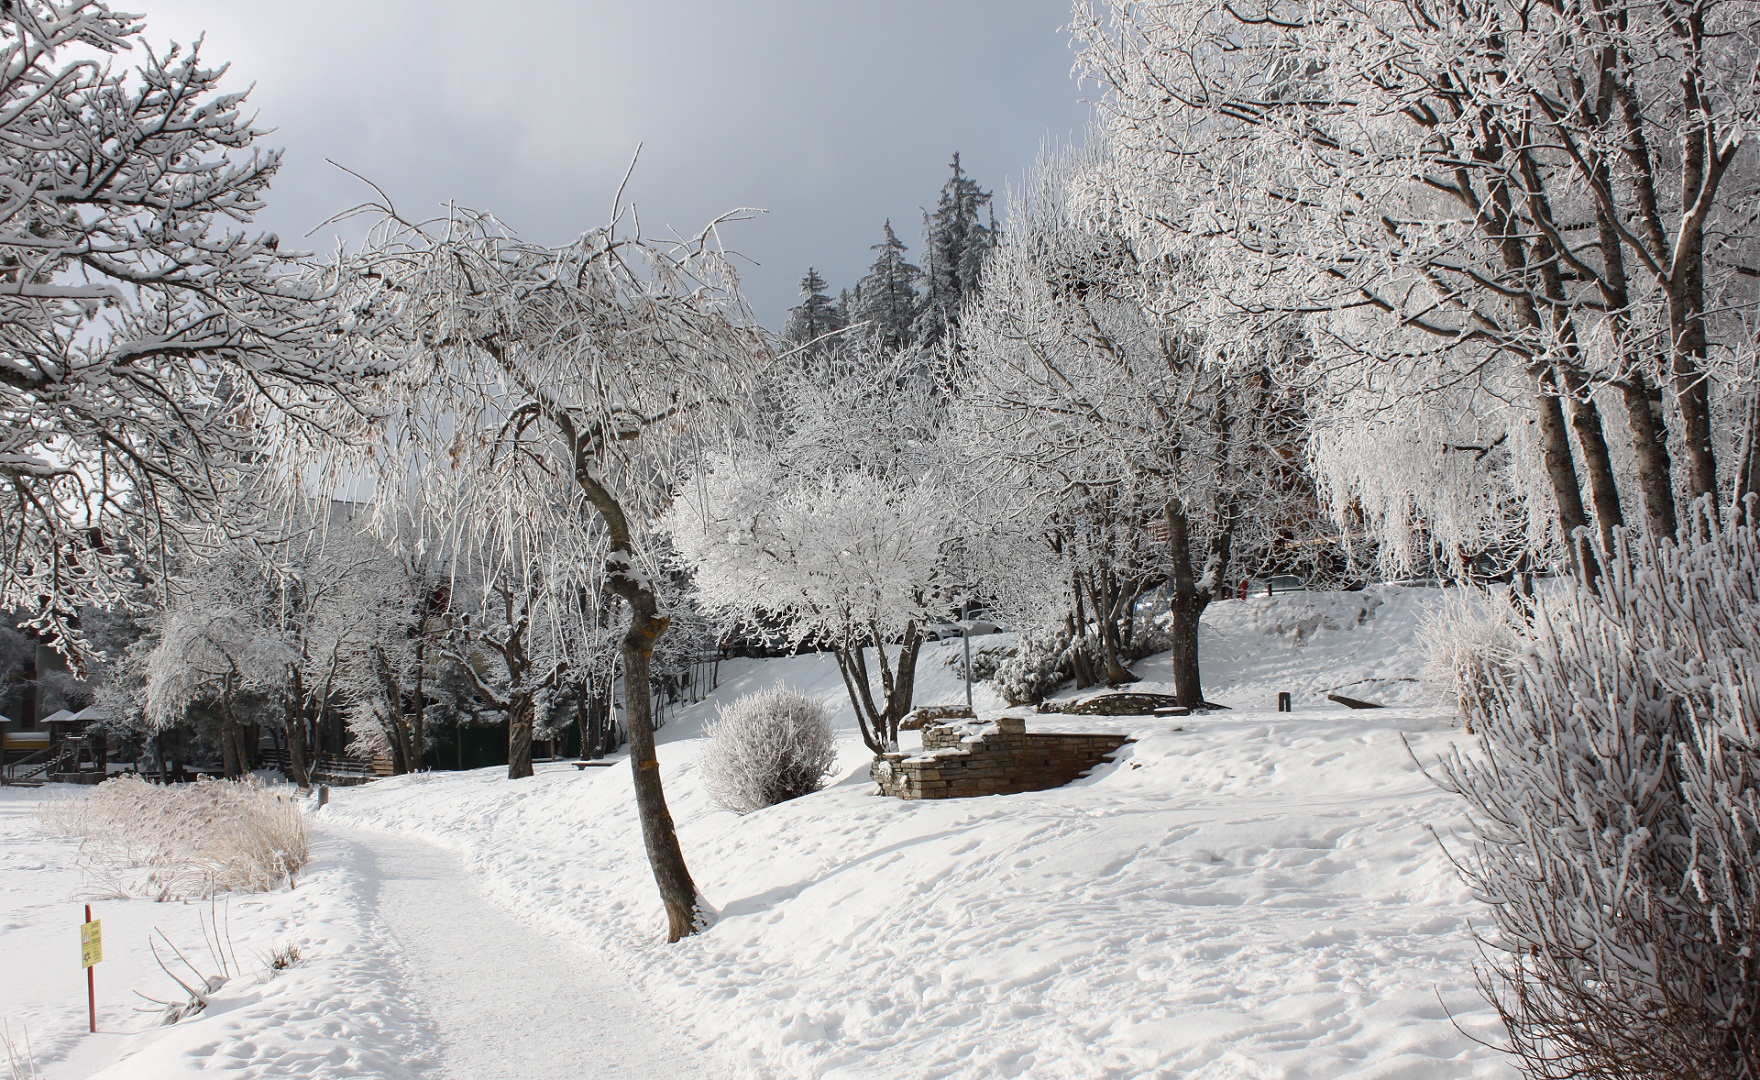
321, 588, 1505, 1078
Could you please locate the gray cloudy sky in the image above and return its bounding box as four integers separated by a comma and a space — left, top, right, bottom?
141, 1, 1094, 328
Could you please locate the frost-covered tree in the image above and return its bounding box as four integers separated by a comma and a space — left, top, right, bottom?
915, 153, 995, 347
321, 200, 768, 942
781, 266, 847, 358
0, 2, 349, 661
440, 550, 605, 780
139, 546, 289, 778
849, 220, 921, 352
1436, 503, 1760, 1077
960, 151, 1306, 708
674, 457, 957, 754
129, 503, 430, 784
672, 346, 961, 753
1074, 0, 1760, 574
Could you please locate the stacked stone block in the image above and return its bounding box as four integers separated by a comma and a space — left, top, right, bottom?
871, 714, 1132, 800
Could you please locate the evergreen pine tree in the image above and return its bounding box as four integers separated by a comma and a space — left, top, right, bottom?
782, 267, 847, 357
850, 220, 921, 352
915, 153, 995, 346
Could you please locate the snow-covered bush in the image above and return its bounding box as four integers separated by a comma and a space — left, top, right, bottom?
39, 776, 308, 900
1435, 507, 1760, 1077
1417, 589, 1517, 730
991, 615, 1172, 705
945, 641, 1014, 683
700, 688, 837, 815
993, 624, 1075, 705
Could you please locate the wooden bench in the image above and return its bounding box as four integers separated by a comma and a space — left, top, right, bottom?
572, 760, 618, 770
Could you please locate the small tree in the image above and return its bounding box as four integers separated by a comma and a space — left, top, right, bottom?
1435, 504, 1760, 1077
700, 687, 836, 815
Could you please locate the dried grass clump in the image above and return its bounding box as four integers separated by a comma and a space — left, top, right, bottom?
1418, 588, 1519, 729
39, 775, 308, 900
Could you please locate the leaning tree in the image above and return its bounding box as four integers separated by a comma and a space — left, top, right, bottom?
321, 202, 769, 942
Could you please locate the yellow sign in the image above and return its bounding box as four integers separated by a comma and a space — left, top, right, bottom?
80, 920, 102, 968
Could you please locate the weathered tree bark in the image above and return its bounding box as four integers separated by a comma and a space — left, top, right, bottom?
1735, 390, 1760, 510
1533, 371, 1595, 574
410, 630, 428, 773
566, 428, 704, 940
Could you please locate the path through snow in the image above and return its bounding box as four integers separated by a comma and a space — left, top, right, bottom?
332, 824, 715, 1080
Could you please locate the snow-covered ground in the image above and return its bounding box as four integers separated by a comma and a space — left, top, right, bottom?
3, 586, 1512, 1078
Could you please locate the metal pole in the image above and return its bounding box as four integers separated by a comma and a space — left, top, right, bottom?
85, 903, 95, 1033
962, 625, 973, 710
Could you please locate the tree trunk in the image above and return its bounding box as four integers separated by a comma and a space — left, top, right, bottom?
878, 632, 923, 750
1533, 369, 1594, 577
1561, 377, 1624, 553
507, 693, 534, 780
1620, 374, 1680, 537
1735, 388, 1760, 511
411, 640, 427, 773
1164, 499, 1210, 710
219, 702, 243, 780
835, 630, 922, 754
1167, 597, 1204, 709
621, 599, 703, 942
286, 714, 310, 787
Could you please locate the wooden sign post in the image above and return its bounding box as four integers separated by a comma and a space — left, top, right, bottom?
79, 905, 101, 1032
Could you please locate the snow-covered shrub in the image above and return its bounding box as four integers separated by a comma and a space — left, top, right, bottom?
993, 624, 1074, 705
39, 775, 308, 900
944, 640, 1014, 682
1417, 589, 1517, 729
1434, 507, 1760, 1077
1123, 613, 1174, 662
700, 688, 837, 815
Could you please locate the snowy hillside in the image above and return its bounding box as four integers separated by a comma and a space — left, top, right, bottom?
2, 587, 1510, 1078
322, 586, 1504, 1078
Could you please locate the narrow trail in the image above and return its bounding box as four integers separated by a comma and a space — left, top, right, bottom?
328, 825, 714, 1080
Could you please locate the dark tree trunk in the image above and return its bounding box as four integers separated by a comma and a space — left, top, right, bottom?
1620, 374, 1680, 537
411, 636, 427, 773
219, 698, 244, 780
1164, 499, 1211, 710
286, 715, 310, 787
1736, 389, 1760, 511
507, 693, 534, 780
1561, 376, 1624, 553
619, 596, 702, 942
1533, 370, 1595, 577
835, 627, 923, 754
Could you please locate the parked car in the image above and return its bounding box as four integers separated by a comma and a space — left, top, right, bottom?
922, 617, 1005, 641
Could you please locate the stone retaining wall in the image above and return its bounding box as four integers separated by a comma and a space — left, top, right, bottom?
870, 715, 1132, 799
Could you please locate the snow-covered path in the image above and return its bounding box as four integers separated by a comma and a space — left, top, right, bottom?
331, 825, 714, 1080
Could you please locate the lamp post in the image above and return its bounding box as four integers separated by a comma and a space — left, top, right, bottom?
962, 621, 974, 710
